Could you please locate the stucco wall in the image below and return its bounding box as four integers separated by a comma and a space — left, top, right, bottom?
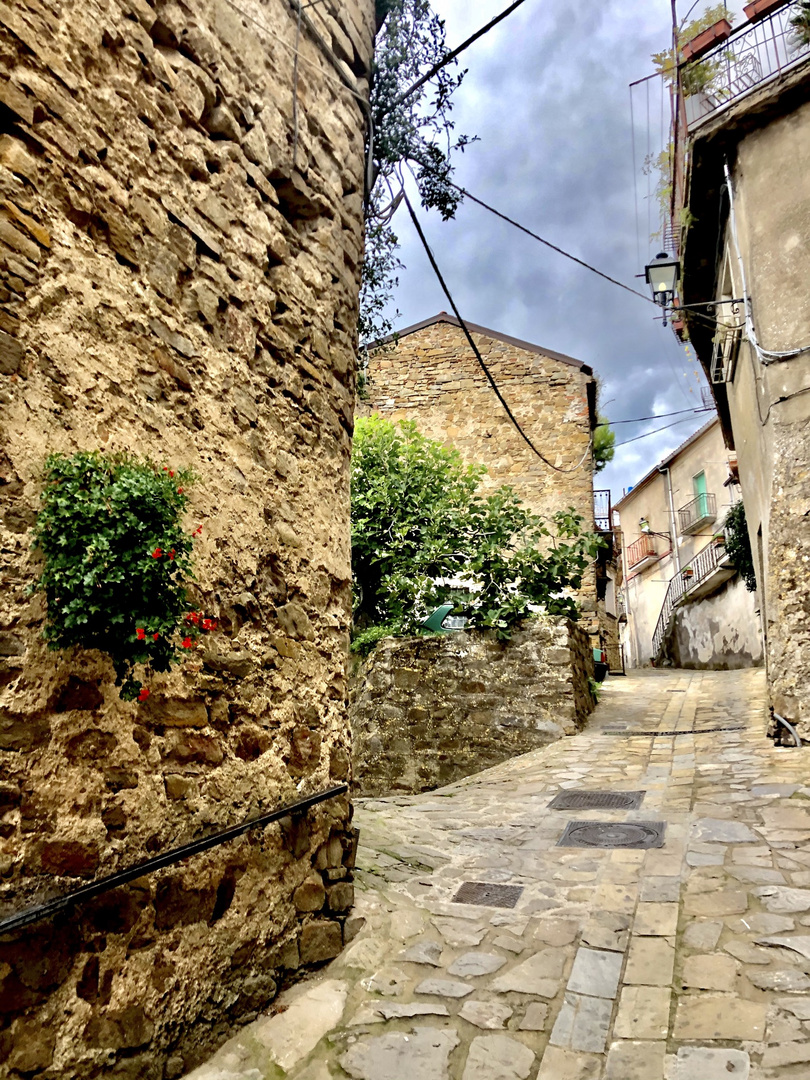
617, 421, 736, 667
0, 0, 373, 1076
660, 575, 764, 670
350, 617, 595, 797
720, 97, 810, 731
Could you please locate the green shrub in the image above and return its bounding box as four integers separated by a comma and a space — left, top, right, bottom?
31, 450, 213, 701
351, 416, 605, 642
723, 500, 757, 592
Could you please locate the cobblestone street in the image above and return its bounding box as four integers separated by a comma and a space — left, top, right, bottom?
189, 668, 810, 1079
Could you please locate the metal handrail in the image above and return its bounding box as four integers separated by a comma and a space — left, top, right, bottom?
627, 534, 658, 568
0, 784, 348, 936
682, 1, 810, 131
678, 492, 717, 532
652, 537, 727, 657
594, 489, 612, 532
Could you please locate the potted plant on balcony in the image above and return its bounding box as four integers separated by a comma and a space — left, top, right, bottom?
681, 15, 733, 60
681, 564, 694, 581
711, 533, 726, 548
790, 0, 810, 46
744, 0, 789, 23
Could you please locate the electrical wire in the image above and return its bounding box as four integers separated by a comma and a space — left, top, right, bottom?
402, 188, 592, 474
393, 0, 531, 109
613, 415, 708, 447
449, 182, 657, 305
595, 406, 712, 428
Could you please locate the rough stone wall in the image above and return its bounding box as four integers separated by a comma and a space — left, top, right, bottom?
361, 316, 601, 635
660, 575, 764, 670
0, 0, 373, 1076
350, 617, 595, 797
362, 317, 595, 523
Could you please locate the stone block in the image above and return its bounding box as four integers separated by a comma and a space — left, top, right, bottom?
299, 919, 343, 964
33, 839, 101, 877
294, 873, 326, 913
166, 733, 224, 766
0, 331, 22, 375
326, 881, 354, 913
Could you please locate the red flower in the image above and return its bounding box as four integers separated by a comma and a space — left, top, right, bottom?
169, 470, 174, 478
152, 547, 162, 558
136, 627, 146, 640
177, 487, 183, 494
182, 636, 193, 648
138, 686, 150, 702
153, 632, 159, 640
185, 611, 199, 624
169, 548, 176, 560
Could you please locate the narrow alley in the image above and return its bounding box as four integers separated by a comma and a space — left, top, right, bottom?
188, 668, 810, 1080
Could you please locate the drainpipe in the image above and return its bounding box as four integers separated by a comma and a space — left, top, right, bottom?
658, 465, 681, 573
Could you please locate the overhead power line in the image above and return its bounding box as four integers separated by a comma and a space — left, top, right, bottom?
393, 0, 531, 109
450, 183, 657, 305
595, 406, 712, 428
614, 415, 708, 448
403, 189, 591, 475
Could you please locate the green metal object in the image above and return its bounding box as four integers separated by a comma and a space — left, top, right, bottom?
420, 604, 454, 633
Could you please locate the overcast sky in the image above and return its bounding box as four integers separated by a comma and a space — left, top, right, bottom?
382, 0, 747, 504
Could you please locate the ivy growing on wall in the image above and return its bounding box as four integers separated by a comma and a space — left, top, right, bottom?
31, 451, 214, 701
723, 499, 757, 593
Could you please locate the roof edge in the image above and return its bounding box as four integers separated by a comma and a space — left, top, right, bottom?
368, 312, 593, 375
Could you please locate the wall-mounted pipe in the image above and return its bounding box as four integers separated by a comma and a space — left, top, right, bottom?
772, 710, 802, 748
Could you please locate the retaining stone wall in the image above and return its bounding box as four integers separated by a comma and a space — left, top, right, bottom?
350, 617, 595, 797
0, 0, 373, 1076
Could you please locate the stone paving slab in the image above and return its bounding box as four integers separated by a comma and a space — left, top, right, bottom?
185, 668, 810, 1080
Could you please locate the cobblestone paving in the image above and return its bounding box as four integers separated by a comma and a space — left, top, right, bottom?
188, 668, 810, 1079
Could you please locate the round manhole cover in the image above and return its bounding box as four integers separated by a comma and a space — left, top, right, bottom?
559, 821, 665, 849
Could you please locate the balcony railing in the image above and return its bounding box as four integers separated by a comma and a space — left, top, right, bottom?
627, 533, 659, 570
652, 537, 729, 657
678, 492, 717, 534
594, 489, 612, 532
683, 1, 810, 131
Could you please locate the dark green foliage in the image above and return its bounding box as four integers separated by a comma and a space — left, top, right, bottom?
351, 416, 605, 647
593, 415, 615, 474
723, 500, 757, 592
31, 451, 201, 700
791, 1, 810, 45
360, 0, 475, 345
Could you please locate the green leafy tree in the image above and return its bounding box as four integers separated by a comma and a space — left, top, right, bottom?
593, 414, 615, 474
723, 500, 757, 592
31, 451, 214, 701
351, 416, 604, 650
359, 0, 475, 347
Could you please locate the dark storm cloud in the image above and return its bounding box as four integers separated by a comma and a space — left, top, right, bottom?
382, 0, 715, 500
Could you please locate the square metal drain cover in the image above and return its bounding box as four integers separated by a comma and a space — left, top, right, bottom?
557, 821, 666, 849
548, 790, 646, 811
452, 881, 524, 908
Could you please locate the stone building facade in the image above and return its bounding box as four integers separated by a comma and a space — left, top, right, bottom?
0, 0, 373, 1076
672, 13, 810, 732
361, 314, 602, 633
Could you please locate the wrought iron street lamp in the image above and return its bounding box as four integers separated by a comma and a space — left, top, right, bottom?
645, 252, 680, 326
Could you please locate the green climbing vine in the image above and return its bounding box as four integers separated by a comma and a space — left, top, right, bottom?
31, 450, 216, 701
